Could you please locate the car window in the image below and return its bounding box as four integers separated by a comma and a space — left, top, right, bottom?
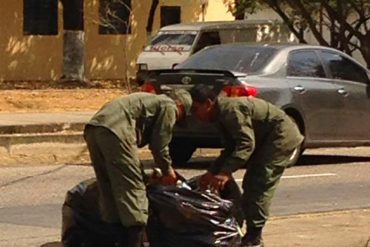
177, 46, 277, 73
320, 51, 370, 84
193, 31, 221, 53
145, 31, 197, 52
287, 50, 326, 78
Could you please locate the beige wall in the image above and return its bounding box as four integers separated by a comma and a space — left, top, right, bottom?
0, 0, 63, 81
204, 0, 234, 21
0, 0, 232, 81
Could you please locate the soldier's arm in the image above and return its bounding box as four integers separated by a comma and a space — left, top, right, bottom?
208, 137, 233, 174
217, 108, 255, 174
149, 105, 177, 175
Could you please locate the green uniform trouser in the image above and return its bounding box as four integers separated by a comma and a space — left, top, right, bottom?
241, 135, 298, 229
84, 125, 148, 227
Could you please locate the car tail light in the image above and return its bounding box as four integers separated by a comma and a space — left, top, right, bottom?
141, 82, 156, 94
222, 85, 258, 97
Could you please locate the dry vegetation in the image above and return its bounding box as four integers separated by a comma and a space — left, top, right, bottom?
0, 80, 134, 112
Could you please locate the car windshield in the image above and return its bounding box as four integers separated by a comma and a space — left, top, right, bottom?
144, 31, 197, 52
176, 45, 277, 73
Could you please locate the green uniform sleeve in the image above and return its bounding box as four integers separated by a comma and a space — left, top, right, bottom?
208, 134, 233, 173
216, 107, 255, 174
149, 105, 177, 175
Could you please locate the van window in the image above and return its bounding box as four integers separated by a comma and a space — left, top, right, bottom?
193, 31, 221, 53
219, 28, 258, 43
145, 31, 197, 52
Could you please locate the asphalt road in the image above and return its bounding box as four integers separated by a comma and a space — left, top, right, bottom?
1, 147, 370, 246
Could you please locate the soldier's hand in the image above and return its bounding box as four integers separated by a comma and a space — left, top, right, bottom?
198, 172, 214, 191
199, 172, 232, 193
210, 172, 232, 192
160, 169, 178, 185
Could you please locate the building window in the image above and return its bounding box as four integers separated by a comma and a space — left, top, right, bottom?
61, 0, 84, 31
23, 0, 58, 35
160, 6, 181, 27
99, 0, 131, 34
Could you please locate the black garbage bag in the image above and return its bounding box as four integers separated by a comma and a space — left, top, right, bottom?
62, 177, 242, 247
147, 184, 242, 247
186, 176, 244, 227
61, 178, 127, 247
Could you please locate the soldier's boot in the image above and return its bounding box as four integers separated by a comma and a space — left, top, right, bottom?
241, 227, 264, 247
126, 225, 145, 247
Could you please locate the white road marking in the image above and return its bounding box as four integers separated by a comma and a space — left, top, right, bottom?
235, 173, 337, 182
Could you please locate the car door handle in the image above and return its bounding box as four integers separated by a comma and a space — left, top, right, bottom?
294, 85, 305, 93
337, 88, 348, 96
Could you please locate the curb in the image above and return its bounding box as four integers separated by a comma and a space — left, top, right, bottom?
0, 131, 85, 154
0, 131, 83, 146
0, 123, 85, 134
270, 208, 370, 220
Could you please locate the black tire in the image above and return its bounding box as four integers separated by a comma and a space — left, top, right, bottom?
286, 116, 305, 167
169, 139, 196, 165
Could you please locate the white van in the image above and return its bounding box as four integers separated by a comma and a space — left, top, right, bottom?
136, 20, 295, 83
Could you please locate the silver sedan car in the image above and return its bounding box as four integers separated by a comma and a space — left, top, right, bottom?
143, 44, 370, 165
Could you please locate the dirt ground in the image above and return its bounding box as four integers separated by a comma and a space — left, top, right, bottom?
0, 81, 131, 112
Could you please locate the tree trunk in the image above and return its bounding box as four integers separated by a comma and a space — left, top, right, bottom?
60, 0, 85, 82
146, 0, 159, 36
62, 30, 85, 81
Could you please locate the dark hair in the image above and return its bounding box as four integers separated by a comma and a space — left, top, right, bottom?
190, 84, 217, 103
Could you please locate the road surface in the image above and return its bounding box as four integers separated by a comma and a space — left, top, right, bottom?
1, 147, 370, 246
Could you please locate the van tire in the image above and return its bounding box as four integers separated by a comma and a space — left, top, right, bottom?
169, 140, 196, 166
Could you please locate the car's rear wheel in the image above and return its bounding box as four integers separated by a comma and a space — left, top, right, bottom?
286, 116, 305, 167
169, 139, 197, 165
286, 144, 303, 167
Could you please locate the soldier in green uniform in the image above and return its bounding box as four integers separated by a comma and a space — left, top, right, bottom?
83, 90, 192, 247
190, 84, 304, 247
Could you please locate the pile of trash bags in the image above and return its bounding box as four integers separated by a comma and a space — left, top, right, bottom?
61, 177, 243, 247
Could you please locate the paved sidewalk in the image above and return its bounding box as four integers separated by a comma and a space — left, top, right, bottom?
0, 111, 93, 134
0, 111, 94, 166
0, 112, 93, 126
5, 209, 369, 247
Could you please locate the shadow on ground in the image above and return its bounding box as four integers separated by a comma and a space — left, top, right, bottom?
297, 154, 370, 166
178, 154, 370, 170
40, 242, 63, 247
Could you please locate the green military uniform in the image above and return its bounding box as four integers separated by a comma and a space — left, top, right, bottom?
83, 92, 179, 227
208, 96, 304, 229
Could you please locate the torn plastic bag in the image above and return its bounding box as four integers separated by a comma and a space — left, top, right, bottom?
147, 184, 242, 247
61, 178, 127, 247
